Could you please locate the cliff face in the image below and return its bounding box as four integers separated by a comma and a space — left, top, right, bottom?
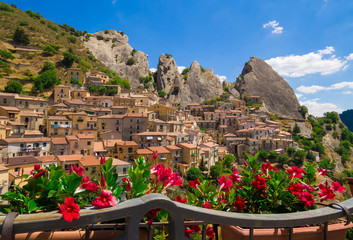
155, 54, 223, 107
234, 57, 303, 119
84, 30, 149, 87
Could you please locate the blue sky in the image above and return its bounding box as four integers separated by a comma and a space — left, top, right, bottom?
5, 0, 353, 116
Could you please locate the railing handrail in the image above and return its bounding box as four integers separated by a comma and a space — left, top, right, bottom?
0, 193, 353, 239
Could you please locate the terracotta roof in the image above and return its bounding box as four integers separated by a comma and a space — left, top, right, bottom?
5, 156, 41, 166
24, 130, 43, 136
35, 155, 57, 163
137, 132, 166, 136
136, 149, 153, 155
80, 156, 100, 166
124, 113, 147, 118
0, 164, 8, 171
148, 146, 170, 154
52, 138, 68, 145
98, 114, 124, 119
1, 137, 51, 143
104, 139, 138, 148
202, 142, 219, 148
166, 145, 181, 150
112, 158, 131, 166
77, 134, 94, 139
48, 116, 69, 121
65, 135, 78, 141
94, 141, 106, 152
0, 106, 20, 112
177, 143, 197, 149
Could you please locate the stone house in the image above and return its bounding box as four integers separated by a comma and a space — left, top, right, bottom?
122, 113, 148, 141
53, 85, 71, 103
132, 132, 167, 148
51, 137, 69, 156
0, 137, 51, 158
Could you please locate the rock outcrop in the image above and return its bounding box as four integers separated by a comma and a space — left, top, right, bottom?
155, 55, 223, 107
223, 80, 240, 98
84, 30, 149, 87
234, 57, 303, 119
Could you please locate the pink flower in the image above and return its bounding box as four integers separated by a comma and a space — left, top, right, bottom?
58, 197, 80, 223
319, 169, 327, 176
288, 183, 303, 195
165, 172, 183, 187
92, 190, 117, 209
229, 169, 242, 184
206, 227, 215, 239
233, 196, 246, 211
188, 178, 200, 188
101, 175, 107, 189
81, 182, 99, 192
153, 151, 158, 160
261, 162, 274, 172
218, 176, 233, 192
174, 195, 187, 204
81, 175, 90, 183
287, 166, 306, 179
332, 181, 345, 193
298, 191, 315, 208
319, 183, 336, 201
70, 165, 84, 176
100, 155, 106, 165
202, 202, 212, 209
251, 174, 267, 191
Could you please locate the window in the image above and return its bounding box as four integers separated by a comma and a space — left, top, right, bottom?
43, 143, 47, 147
76, 77, 79, 79
3, 98, 7, 104
116, 120, 119, 124
15, 167, 21, 172
65, 164, 71, 171
54, 129, 58, 135
81, 150, 84, 154
92, 167, 96, 174
65, 129, 69, 135
20, 143, 24, 148
19, 100, 22, 104
116, 127, 119, 131
71, 71, 73, 74
70, 76, 73, 79
128, 147, 132, 153
136, 119, 140, 124
61, 89, 64, 93
123, 168, 127, 174
87, 141, 91, 145
40, 103, 43, 107
76, 72, 79, 75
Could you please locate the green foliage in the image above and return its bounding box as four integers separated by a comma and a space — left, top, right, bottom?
32, 69, 59, 92
42, 44, 61, 56
67, 36, 77, 43
186, 167, 204, 181
324, 112, 339, 124
0, 49, 14, 61
59, 24, 85, 36
165, 54, 172, 58
107, 76, 130, 89
4, 81, 23, 94
126, 57, 135, 65
47, 22, 58, 31
158, 91, 167, 98
223, 154, 236, 169
98, 86, 107, 94
12, 27, 30, 45
25, 10, 41, 19
292, 123, 301, 135
198, 158, 208, 172
300, 105, 308, 118
223, 85, 229, 92
96, 35, 104, 40
277, 155, 289, 165
258, 150, 269, 160
318, 158, 335, 171
41, 61, 56, 73
70, 78, 82, 86
341, 127, 353, 144
62, 51, 78, 68
10, 3, 16, 8
20, 20, 29, 26
0, 2, 13, 12
131, 49, 137, 56
181, 68, 190, 75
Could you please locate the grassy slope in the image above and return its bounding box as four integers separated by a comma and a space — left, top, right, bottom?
0, 2, 105, 96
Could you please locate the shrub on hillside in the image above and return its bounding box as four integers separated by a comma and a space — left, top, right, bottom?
62, 51, 78, 68
4, 81, 23, 94
158, 91, 167, 98
41, 61, 56, 73
32, 69, 59, 92
42, 44, 61, 56
126, 57, 135, 66
0, 2, 14, 12
67, 36, 77, 43
25, 10, 41, 19
0, 50, 15, 61
12, 27, 30, 45
19, 21, 29, 26
96, 35, 104, 40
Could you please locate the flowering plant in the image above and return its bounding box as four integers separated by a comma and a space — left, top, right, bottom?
184, 153, 346, 214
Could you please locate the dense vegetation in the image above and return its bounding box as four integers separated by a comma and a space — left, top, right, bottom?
340, 109, 353, 132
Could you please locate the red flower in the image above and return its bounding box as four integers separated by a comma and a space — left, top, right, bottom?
287, 166, 306, 179
218, 176, 233, 192
184, 227, 194, 237
101, 174, 107, 189
81, 182, 99, 192
153, 151, 158, 160
288, 183, 303, 195
191, 225, 201, 233
81, 175, 90, 184
92, 190, 117, 209
319, 183, 336, 201
202, 202, 212, 209
30, 164, 43, 177
188, 178, 200, 188
229, 169, 241, 184
174, 195, 187, 204
332, 181, 345, 193
100, 155, 106, 165
165, 172, 183, 187
233, 196, 246, 211
34, 164, 41, 171
261, 162, 274, 172
251, 174, 267, 191
206, 227, 215, 239
33, 170, 45, 179
244, 160, 248, 167
319, 168, 327, 176
122, 178, 131, 192
70, 165, 84, 176
58, 197, 80, 223
298, 191, 314, 208
146, 209, 160, 225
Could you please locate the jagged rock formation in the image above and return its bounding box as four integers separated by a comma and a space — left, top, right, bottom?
234, 57, 303, 119
155, 54, 223, 107
223, 80, 240, 98
84, 30, 149, 87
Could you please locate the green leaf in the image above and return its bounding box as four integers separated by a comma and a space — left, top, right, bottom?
48, 190, 56, 198
28, 200, 39, 213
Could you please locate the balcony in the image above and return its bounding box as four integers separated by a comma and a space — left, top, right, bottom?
0, 193, 352, 240
20, 147, 41, 152
51, 124, 72, 129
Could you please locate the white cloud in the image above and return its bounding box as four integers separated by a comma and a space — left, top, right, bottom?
112, 0, 117, 4
149, 68, 157, 73
300, 99, 343, 117
216, 75, 227, 83
297, 81, 353, 93
263, 20, 283, 34
266, 46, 353, 77
343, 90, 353, 95
295, 93, 303, 99
178, 66, 186, 74
296, 85, 327, 94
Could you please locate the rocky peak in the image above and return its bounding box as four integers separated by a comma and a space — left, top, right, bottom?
235, 57, 303, 119
84, 30, 149, 88
156, 54, 181, 93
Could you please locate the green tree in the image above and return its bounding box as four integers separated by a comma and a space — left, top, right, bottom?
62, 51, 77, 68
277, 155, 289, 166
210, 165, 222, 179
186, 167, 203, 181
158, 91, 167, 98
41, 61, 56, 73
300, 105, 308, 118
198, 158, 207, 172
32, 69, 59, 92
0, 50, 14, 61
324, 112, 339, 124
12, 27, 30, 45
258, 150, 269, 161
292, 123, 301, 135
223, 154, 236, 169
98, 87, 107, 94
4, 81, 22, 93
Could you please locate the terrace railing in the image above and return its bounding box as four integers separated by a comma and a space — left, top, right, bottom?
0, 193, 352, 240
